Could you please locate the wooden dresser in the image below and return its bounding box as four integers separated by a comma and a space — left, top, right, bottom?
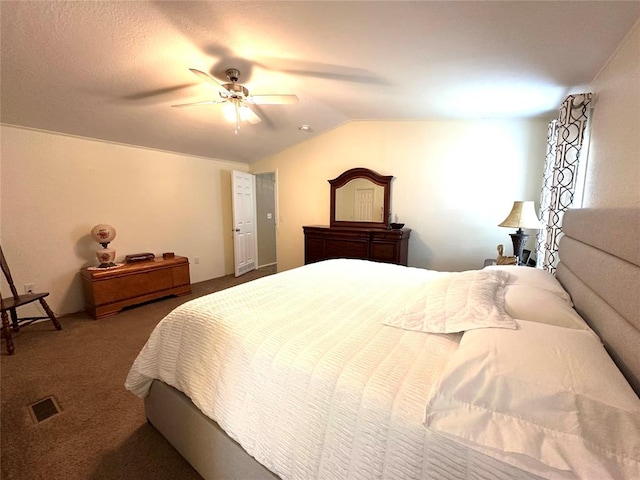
307, 167, 409, 266
81, 256, 191, 319
303, 225, 410, 266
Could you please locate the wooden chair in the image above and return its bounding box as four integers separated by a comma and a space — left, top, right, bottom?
1, 245, 62, 355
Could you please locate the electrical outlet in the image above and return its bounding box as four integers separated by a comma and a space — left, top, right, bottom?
24, 283, 35, 295
193, 257, 200, 264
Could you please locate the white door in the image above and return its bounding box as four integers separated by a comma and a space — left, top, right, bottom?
232, 170, 257, 277
355, 188, 374, 221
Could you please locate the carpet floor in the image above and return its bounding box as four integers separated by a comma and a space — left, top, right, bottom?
1, 266, 276, 480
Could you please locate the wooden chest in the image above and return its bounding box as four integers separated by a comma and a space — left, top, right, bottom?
81, 256, 191, 319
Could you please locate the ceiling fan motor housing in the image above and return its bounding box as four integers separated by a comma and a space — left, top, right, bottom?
221, 69, 248, 99
221, 83, 249, 99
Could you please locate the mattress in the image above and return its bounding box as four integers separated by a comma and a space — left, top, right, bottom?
126, 259, 636, 479
127, 260, 458, 478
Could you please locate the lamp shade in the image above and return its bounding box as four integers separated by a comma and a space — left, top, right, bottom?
91, 224, 117, 245
498, 201, 542, 229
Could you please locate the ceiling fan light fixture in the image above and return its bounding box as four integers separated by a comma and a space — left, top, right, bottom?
240, 104, 252, 120
223, 101, 237, 122
223, 101, 251, 122
222, 100, 253, 134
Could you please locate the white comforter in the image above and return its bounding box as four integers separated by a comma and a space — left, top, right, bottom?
125, 259, 541, 480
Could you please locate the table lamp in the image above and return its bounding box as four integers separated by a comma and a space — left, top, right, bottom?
91, 224, 117, 268
498, 201, 542, 265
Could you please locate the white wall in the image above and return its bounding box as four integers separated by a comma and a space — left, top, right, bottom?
0, 125, 247, 315
251, 119, 549, 273
583, 20, 640, 207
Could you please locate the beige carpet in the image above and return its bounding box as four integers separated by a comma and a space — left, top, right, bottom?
1, 266, 276, 480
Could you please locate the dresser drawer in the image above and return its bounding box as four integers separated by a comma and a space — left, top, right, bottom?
325, 238, 369, 259
370, 241, 398, 263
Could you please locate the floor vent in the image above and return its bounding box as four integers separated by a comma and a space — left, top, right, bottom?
28, 396, 61, 424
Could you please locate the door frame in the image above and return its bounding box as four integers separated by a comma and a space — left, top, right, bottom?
251, 168, 279, 269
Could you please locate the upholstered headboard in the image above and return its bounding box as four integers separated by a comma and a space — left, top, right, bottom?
556, 208, 640, 396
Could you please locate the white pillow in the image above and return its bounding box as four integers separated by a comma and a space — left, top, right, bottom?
424, 320, 640, 479
384, 269, 516, 333
503, 284, 588, 330
486, 265, 573, 306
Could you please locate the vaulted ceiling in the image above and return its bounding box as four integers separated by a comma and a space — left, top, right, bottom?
1, 1, 639, 163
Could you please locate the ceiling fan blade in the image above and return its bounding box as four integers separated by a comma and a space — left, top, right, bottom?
249, 94, 299, 105
256, 57, 390, 85
123, 83, 196, 101
171, 100, 224, 108
189, 68, 226, 89
245, 106, 262, 124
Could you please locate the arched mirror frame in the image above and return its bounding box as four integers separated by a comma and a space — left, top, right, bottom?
329, 167, 393, 229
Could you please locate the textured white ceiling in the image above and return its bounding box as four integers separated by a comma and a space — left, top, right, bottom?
1, 1, 639, 163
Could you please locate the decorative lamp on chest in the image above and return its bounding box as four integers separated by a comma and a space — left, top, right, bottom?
498, 201, 542, 265
91, 224, 117, 268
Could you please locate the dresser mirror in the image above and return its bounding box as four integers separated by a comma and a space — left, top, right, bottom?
329, 167, 393, 228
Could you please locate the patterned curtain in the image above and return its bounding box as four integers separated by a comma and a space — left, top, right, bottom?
536, 93, 593, 273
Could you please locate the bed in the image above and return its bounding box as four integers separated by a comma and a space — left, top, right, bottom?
125, 207, 640, 480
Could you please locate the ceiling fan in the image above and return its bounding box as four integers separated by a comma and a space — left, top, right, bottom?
172, 68, 299, 133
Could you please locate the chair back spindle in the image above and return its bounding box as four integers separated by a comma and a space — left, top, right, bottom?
0, 246, 21, 299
